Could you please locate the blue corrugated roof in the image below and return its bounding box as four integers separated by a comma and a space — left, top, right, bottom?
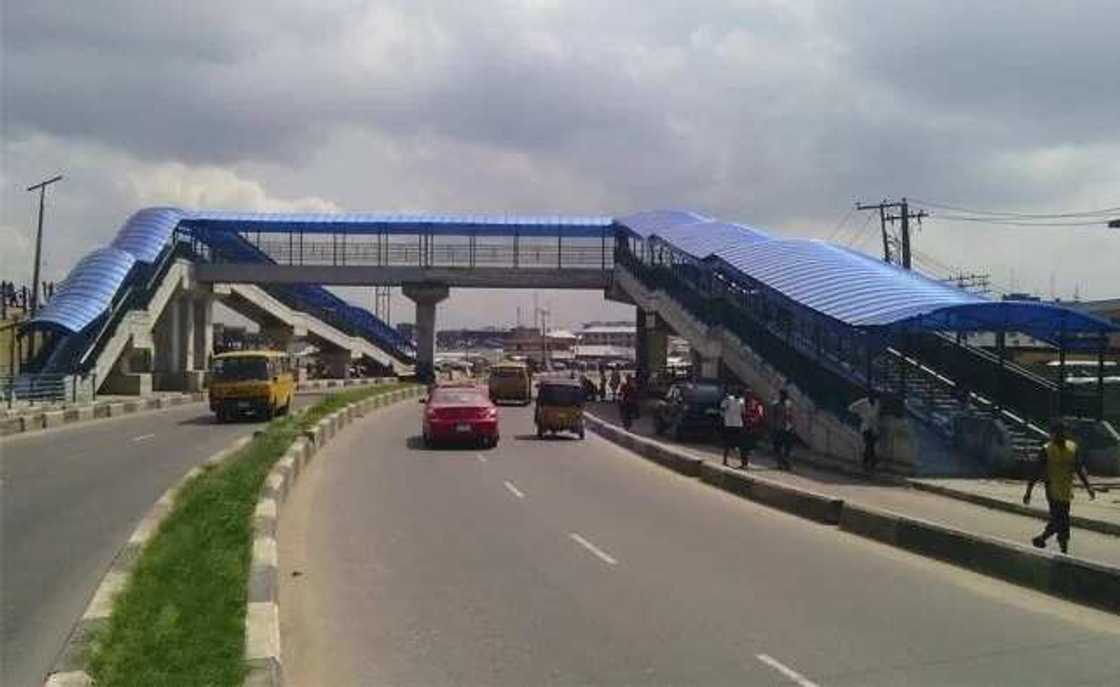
111, 207, 186, 262
652, 221, 771, 257
181, 210, 614, 238
31, 247, 136, 332
615, 209, 711, 236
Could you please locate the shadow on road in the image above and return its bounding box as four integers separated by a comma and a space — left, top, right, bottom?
405, 435, 495, 451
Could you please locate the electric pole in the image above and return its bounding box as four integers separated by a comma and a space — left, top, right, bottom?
855, 197, 928, 269
26, 174, 63, 314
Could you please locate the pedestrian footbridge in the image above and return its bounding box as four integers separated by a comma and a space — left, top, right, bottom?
17, 206, 1118, 477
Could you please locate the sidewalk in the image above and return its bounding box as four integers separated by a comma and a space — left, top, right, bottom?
587, 402, 1120, 570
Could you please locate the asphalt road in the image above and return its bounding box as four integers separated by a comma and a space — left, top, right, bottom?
0, 394, 325, 687
280, 401, 1120, 686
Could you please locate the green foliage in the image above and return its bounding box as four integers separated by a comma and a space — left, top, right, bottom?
88, 383, 408, 686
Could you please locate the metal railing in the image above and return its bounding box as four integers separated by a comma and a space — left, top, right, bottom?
1, 373, 70, 407
241, 238, 613, 270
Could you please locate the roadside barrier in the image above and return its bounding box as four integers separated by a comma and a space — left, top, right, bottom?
2, 378, 395, 437
586, 413, 1119, 615
244, 384, 423, 687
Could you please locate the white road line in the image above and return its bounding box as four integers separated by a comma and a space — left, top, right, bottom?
503, 480, 525, 499
476, 453, 487, 463
132, 433, 156, 442
756, 654, 821, 687
568, 532, 618, 566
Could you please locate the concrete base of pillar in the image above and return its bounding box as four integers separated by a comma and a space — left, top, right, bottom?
152, 371, 204, 392
102, 372, 154, 396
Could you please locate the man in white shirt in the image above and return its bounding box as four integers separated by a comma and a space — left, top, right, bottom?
720, 387, 746, 468
849, 391, 882, 472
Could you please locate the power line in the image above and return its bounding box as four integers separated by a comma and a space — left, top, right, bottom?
839, 211, 875, 247
911, 198, 1120, 219
824, 206, 856, 243
929, 214, 1110, 227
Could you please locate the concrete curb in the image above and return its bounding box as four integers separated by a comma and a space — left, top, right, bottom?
910, 480, 1120, 538
586, 413, 1120, 615
244, 384, 423, 687
42, 435, 255, 687
2, 378, 397, 439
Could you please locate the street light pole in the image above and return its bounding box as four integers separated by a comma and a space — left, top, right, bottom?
26, 174, 63, 315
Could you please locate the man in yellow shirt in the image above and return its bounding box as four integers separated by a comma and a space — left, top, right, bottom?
1023, 422, 1096, 554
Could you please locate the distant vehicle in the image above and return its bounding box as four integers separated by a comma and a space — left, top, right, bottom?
421, 385, 499, 448
652, 381, 724, 440
488, 362, 532, 404
535, 379, 586, 439
209, 350, 295, 422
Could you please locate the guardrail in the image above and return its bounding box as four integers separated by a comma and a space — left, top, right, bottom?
1, 373, 72, 407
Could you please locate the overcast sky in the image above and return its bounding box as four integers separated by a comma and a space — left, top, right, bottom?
3, 0, 1118, 329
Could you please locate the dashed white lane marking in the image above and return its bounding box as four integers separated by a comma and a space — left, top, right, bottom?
132, 433, 156, 442
476, 453, 487, 463
503, 480, 525, 499
568, 532, 618, 566
756, 654, 821, 687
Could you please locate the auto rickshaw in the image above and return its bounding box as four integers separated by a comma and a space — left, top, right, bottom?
534, 379, 586, 439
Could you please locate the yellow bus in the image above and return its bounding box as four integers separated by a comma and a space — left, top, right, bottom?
209, 350, 295, 422
488, 361, 532, 405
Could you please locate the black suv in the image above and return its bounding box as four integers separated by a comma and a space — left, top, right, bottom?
652, 381, 724, 441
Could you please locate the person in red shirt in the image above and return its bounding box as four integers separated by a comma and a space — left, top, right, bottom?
742, 389, 767, 467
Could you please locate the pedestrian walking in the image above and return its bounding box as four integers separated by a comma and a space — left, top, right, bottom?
849, 391, 882, 472
609, 368, 622, 400
720, 386, 746, 468
1023, 421, 1095, 554
770, 388, 794, 470
742, 388, 766, 468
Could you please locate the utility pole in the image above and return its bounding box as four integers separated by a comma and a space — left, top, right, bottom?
855, 200, 891, 263
855, 198, 928, 269
26, 174, 63, 315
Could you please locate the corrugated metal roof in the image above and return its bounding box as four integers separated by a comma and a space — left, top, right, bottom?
111, 207, 185, 262
652, 221, 771, 257
181, 210, 614, 238
615, 209, 711, 237
710, 238, 1115, 338
31, 247, 136, 332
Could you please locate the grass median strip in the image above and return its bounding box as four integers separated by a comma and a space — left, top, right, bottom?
87, 383, 408, 686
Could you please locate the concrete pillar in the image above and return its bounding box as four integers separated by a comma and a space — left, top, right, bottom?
192, 295, 214, 370
636, 309, 668, 387
168, 296, 181, 373
403, 284, 450, 383
323, 349, 351, 379
180, 295, 195, 373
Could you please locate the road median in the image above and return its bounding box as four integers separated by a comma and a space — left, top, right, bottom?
3, 378, 394, 438
43, 382, 420, 687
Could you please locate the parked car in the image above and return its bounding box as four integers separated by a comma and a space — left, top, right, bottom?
421, 385, 499, 448
652, 381, 724, 440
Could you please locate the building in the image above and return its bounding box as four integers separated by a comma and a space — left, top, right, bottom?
577, 322, 636, 348
504, 327, 578, 366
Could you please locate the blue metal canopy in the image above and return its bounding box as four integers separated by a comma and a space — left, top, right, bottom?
181, 210, 614, 238
618, 210, 1115, 341
32, 247, 136, 333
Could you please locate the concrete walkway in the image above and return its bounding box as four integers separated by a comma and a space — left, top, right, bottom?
587, 402, 1120, 569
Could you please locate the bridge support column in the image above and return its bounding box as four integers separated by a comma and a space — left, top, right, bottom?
322, 348, 352, 380
192, 293, 214, 371
403, 284, 450, 383
636, 309, 668, 387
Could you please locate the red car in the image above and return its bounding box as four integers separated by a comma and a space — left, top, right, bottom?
421, 385, 499, 448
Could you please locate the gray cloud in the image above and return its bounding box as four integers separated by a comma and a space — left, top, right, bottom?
2, 0, 1118, 325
